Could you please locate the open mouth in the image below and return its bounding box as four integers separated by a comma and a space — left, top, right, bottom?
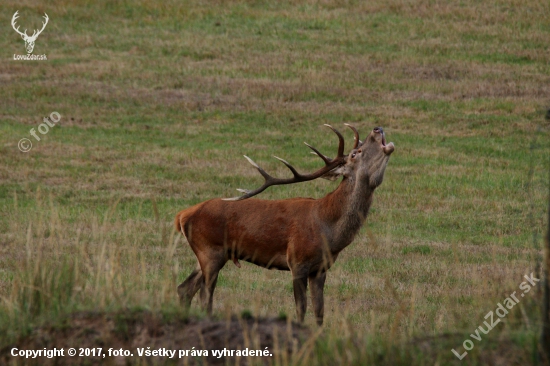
373, 127, 394, 155
381, 133, 394, 155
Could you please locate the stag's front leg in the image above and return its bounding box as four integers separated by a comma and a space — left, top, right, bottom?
292, 272, 309, 323
309, 271, 326, 326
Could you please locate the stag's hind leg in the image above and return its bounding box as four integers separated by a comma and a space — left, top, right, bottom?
177, 264, 203, 307
197, 255, 227, 316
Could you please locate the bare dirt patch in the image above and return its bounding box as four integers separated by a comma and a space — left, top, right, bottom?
1, 311, 310, 365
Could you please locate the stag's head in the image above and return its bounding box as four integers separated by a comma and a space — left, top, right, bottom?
355, 127, 394, 188
326, 126, 394, 189
11, 11, 49, 54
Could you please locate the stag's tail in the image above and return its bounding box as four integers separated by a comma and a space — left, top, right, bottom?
175, 212, 183, 235
175, 210, 190, 236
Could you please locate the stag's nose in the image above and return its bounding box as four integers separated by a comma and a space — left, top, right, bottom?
373, 127, 384, 134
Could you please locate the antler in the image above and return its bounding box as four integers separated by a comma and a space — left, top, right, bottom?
224, 124, 354, 201
30, 13, 49, 39
344, 123, 361, 150
11, 12, 48, 40
11, 11, 28, 38
307, 123, 360, 163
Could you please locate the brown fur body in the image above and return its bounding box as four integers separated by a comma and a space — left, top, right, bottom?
176, 180, 372, 273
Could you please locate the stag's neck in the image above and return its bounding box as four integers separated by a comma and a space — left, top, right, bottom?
318, 176, 374, 253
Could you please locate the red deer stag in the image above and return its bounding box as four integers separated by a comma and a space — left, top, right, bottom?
175, 125, 394, 325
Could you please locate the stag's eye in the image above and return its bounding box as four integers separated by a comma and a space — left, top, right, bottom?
351, 152, 356, 158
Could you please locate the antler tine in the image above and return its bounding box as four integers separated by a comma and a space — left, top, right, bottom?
310, 151, 330, 158
323, 124, 345, 158
304, 142, 331, 165
243, 155, 271, 180
344, 123, 360, 150
273, 156, 300, 178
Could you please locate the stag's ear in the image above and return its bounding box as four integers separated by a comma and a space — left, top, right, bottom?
321, 165, 346, 180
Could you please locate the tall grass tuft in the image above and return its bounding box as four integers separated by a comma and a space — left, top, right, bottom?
0, 195, 185, 347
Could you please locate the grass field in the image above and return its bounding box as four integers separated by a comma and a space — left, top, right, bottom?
1, 0, 549, 364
